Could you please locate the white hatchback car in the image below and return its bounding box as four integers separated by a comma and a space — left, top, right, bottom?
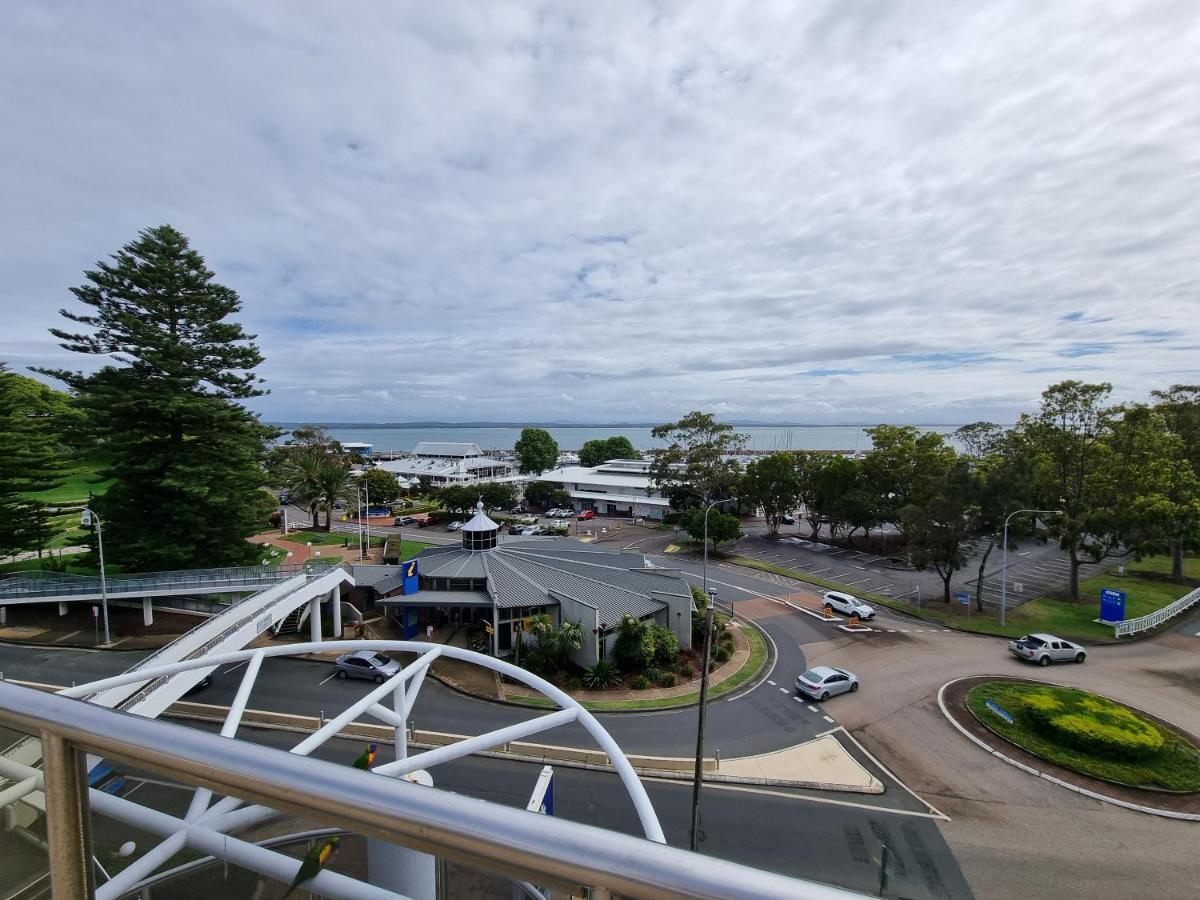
822, 590, 876, 620
796, 665, 860, 701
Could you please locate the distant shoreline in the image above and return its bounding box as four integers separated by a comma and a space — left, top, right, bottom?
269, 421, 995, 429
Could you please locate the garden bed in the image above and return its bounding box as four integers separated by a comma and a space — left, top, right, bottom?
954, 677, 1200, 796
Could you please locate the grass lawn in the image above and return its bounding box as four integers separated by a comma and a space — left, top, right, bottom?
732, 553, 1198, 642
20, 454, 113, 505
966, 681, 1200, 792
509, 623, 769, 712
284, 530, 385, 548
0, 552, 111, 577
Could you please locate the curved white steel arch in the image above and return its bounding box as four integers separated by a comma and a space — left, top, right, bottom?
61, 640, 666, 900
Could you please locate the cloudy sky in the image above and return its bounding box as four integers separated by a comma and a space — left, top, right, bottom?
2, 2, 1198, 425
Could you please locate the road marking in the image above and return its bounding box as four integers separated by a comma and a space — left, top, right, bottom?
650, 778, 951, 819
53, 630, 82, 643
766, 679, 776, 686
887, 630, 897, 633
853, 566, 868, 570
318, 671, 340, 685
810, 567, 830, 575
779, 687, 789, 693
807, 704, 819, 712
1017, 551, 1030, 557
221, 661, 249, 675
843, 578, 872, 586
792, 696, 804, 703
822, 715, 835, 723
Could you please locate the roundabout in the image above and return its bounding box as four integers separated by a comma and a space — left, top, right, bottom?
939, 675, 1200, 820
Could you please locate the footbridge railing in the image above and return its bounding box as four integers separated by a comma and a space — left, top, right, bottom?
0, 563, 307, 602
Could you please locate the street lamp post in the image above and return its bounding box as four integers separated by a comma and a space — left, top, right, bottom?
701, 497, 736, 599
80, 508, 110, 646
690, 587, 717, 852
1000, 508, 1062, 626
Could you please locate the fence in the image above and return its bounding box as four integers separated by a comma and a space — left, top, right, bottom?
1113, 586, 1200, 638
0, 563, 306, 601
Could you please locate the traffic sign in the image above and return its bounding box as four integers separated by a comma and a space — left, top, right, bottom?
955, 592, 969, 606
91, 606, 98, 618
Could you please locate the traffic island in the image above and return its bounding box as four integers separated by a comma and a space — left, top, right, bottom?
939, 675, 1200, 819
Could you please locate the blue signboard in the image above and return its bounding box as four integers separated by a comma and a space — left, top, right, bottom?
955, 591, 969, 606
401, 559, 419, 596
985, 700, 1014, 724
1100, 588, 1126, 623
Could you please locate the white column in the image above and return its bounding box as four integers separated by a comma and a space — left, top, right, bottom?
331, 584, 342, 638
309, 595, 323, 642
367, 770, 436, 898
58, 602, 68, 617
142, 598, 153, 627
0, 606, 6, 626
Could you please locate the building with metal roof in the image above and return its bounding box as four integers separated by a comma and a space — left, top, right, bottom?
538, 458, 672, 520
377, 442, 520, 487
370, 502, 693, 666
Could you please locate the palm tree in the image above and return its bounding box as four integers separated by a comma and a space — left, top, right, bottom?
529, 614, 584, 672
316, 458, 354, 531
283, 448, 324, 531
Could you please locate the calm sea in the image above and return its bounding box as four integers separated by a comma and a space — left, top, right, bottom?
289, 424, 960, 453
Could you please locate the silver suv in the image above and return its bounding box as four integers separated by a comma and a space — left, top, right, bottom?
822, 590, 876, 620
1009, 634, 1086, 666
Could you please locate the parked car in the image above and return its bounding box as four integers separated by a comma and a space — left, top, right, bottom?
278, 490, 291, 505
519, 525, 546, 536
781, 514, 796, 525
394, 516, 417, 527
1009, 634, 1086, 666
333, 499, 347, 509
822, 590, 876, 620
334, 650, 402, 683
577, 509, 595, 520
796, 666, 859, 701
446, 520, 465, 532
510, 505, 527, 514
416, 517, 435, 528
546, 508, 572, 518
514, 515, 538, 525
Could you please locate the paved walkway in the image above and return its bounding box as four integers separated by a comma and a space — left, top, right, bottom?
0, 546, 89, 566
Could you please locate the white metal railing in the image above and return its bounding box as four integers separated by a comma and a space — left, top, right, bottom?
1113, 586, 1200, 637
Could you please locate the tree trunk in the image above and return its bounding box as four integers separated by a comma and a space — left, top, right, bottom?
1171, 537, 1184, 581
1068, 548, 1081, 600
942, 572, 952, 603
974, 536, 996, 613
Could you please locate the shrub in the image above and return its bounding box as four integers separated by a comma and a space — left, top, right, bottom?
645, 667, 662, 684
658, 672, 677, 688
714, 645, 732, 664
612, 616, 655, 670
649, 625, 679, 667
582, 659, 621, 689
1022, 689, 1165, 760
563, 676, 583, 692
630, 675, 651, 691
677, 664, 695, 679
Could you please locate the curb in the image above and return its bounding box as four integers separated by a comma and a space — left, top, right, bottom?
936, 676, 1200, 822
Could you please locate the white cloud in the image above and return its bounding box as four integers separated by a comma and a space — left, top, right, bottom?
2, 1, 1199, 424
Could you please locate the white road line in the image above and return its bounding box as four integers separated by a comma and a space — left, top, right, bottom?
318, 671, 340, 685
779, 687, 789, 693
793, 696, 804, 703
221, 661, 249, 675
822, 715, 835, 723
843, 578, 871, 586
766, 680, 777, 686
807, 704, 819, 712
887, 629, 897, 633
810, 567, 830, 575
853, 566, 868, 571
654, 778, 951, 820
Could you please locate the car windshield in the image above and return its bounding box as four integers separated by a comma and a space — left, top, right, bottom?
370, 653, 393, 666
800, 670, 822, 682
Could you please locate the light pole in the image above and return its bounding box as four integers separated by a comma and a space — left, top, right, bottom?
1000, 508, 1062, 626
690, 587, 717, 852
701, 497, 736, 599
80, 508, 110, 646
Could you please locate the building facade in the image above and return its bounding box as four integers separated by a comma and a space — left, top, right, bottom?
377, 442, 521, 488
538, 458, 672, 520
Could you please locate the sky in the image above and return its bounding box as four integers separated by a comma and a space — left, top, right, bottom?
2, 2, 1199, 425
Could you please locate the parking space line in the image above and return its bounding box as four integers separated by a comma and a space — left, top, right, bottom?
853, 565, 868, 570
810, 567, 830, 575
318, 671, 340, 685
221, 661, 249, 675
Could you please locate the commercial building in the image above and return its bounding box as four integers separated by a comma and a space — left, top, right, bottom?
538, 458, 672, 520
377, 442, 521, 488
365, 503, 693, 666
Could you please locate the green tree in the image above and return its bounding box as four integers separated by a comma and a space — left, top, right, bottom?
1150, 386, 1200, 579
740, 453, 801, 535
650, 411, 747, 505
956, 423, 1038, 611
479, 481, 518, 511
38, 225, 273, 570
862, 425, 954, 525
808, 455, 860, 540
525, 614, 584, 673
794, 452, 827, 538
0, 365, 66, 556
315, 458, 354, 530
1017, 381, 1119, 600
612, 615, 654, 671
679, 507, 741, 549
522, 479, 568, 510
284, 447, 326, 529
514, 427, 559, 475
578, 436, 639, 467
361, 469, 402, 505
900, 458, 977, 603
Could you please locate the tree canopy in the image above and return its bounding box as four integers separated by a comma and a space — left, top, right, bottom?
38, 225, 274, 569
0, 365, 66, 557
739, 453, 800, 535
650, 411, 746, 505
578, 436, 640, 467
514, 427, 558, 475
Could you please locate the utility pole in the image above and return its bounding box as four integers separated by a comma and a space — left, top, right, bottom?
690, 588, 716, 852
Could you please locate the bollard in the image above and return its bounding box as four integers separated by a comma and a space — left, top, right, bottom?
319, 709, 325, 728
878, 843, 889, 897
715, 749, 720, 770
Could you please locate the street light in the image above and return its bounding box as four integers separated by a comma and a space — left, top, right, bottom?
1000, 508, 1062, 626
701, 497, 737, 599
690, 587, 717, 852
80, 508, 110, 646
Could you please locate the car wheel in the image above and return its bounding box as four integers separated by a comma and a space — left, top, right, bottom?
1075, 652, 1086, 664
820, 691, 830, 701
336, 670, 347, 679
850, 681, 859, 692
1039, 655, 1051, 667
374, 674, 384, 684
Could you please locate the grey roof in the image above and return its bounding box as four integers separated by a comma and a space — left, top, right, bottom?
413, 442, 485, 458
411, 538, 688, 623
379, 589, 491, 607
461, 501, 500, 533
351, 565, 402, 589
